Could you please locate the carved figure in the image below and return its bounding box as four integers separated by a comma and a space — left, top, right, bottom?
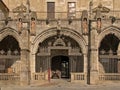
82, 18, 88, 34
30, 18, 36, 35
17, 18, 22, 34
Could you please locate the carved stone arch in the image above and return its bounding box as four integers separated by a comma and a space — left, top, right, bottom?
32, 28, 87, 54
0, 27, 24, 49
98, 26, 120, 49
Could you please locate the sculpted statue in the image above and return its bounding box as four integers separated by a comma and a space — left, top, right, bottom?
30, 18, 36, 35
81, 10, 88, 35
17, 18, 22, 34
82, 18, 88, 35
97, 18, 102, 33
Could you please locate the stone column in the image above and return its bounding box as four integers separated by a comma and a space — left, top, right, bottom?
118, 61, 120, 73
83, 54, 88, 84
117, 43, 120, 73
45, 56, 51, 80
89, 21, 99, 85
20, 49, 30, 86
30, 54, 36, 80
90, 49, 99, 85
69, 56, 73, 72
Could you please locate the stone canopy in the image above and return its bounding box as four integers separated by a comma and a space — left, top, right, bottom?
93, 3, 110, 13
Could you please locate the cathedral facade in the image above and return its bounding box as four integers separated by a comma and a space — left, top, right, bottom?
0, 0, 120, 86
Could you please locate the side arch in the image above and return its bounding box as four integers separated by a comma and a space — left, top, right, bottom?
0, 27, 24, 49
98, 26, 120, 49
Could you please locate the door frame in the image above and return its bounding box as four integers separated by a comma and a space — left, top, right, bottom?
51, 55, 70, 78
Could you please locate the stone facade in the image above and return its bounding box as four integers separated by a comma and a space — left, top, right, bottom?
0, 0, 120, 86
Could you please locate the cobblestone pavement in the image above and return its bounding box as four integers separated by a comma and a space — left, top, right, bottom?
1, 79, 120, 90
1, 85, 120, 90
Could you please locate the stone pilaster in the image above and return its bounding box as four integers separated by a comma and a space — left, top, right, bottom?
89, 21, 99, 85
90, 49, 99, 85
117, 50, 120, 73
117, 43, 120, 73
30, 54, 35, 80
118, 61, 120, 73
20, 49, 30, 86
83, 54, 88, 84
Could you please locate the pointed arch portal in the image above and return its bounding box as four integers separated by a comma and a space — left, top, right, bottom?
0, 35, 20, 73
35, 35, 84, 79
99, 34, 120, 74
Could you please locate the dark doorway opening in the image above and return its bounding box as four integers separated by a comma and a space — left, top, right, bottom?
51, 55, 69, 79
0, 35, 20, 73
99, 34, 120, 73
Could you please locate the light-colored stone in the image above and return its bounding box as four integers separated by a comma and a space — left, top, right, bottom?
0, 0, 120, 86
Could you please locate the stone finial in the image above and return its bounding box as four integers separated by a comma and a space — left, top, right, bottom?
108, 49, 113, 55
100, 49, 105, 55
7, 49, 12, 55
0, 50, 5, 55
14, 49, 19, 55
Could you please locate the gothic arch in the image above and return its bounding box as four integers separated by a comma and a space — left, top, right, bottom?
0, 27, 24, 49
98, 26, 120, 49
32, 27, 87, 54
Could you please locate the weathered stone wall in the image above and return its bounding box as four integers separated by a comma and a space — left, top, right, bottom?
2, 0, 119, 19
3, 0, 120, 11
0, 0, 120, 85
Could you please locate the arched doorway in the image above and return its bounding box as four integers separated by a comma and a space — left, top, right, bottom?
51, 55, 69, 78
0, 35, 20, 73
35, 34, 84, 81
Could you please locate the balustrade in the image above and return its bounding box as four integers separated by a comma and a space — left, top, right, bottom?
33, 73, 45, 80
99, 73, 120, 80
0, 49, 20, 56
99, 52, 120, 81
0, 73, 20, 80
71, 73, 84, 82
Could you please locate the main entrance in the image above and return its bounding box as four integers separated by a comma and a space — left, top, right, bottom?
51, 55, 69, 78
35, 34, 84, 81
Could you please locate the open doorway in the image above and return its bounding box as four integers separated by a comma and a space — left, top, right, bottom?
51, 55, 69, 79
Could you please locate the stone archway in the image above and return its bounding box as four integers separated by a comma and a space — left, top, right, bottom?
0, 28, 25, 85
0, 35, 21, 73
99, 34, 119, 73
31, 28, 87, 82
98, 27, 120, 81
98, 26, 120, 48
32, 28, 87, 55
0, 27, 24, 49
35, 33, 84, 70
